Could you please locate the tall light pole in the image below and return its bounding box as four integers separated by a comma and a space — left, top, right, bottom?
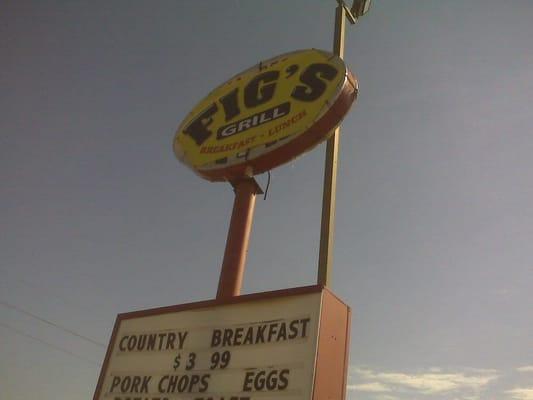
318, 0, 371, 287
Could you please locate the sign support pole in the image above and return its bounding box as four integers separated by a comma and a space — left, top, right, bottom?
318, 0, 370, 286
217, 178, 263, 299
318, 3, 347, 287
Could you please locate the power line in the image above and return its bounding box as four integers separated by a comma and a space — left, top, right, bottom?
0, 301, 106, 348
0, 321, 101, 366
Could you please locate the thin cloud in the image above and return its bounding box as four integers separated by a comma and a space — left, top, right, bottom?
517, 366, 533, 373
376, 395, 399, 400
351, 366, 499, 395
506, 388, 533, 400
348, 382, 392, 393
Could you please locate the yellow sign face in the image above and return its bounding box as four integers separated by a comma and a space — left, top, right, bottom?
94, 291, 323, 400
174, 49, 357, 181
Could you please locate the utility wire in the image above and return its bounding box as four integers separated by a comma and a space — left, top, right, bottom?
0, 321, 101, 366
263, 170, 271, 200
0, 301, 106, 348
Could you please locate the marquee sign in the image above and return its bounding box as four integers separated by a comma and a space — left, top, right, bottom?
94, 286, 350, 400
173, 49, 358, 181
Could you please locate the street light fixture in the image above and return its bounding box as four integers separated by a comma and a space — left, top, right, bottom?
337, 0, 372, 24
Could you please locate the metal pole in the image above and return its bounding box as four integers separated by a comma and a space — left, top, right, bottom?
217, 178, 262, 299
318, 3, 346, 287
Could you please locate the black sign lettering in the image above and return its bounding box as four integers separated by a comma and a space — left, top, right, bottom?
109, 376, 152, 394
210, 317, 311, 348
219, 88, 240, 121
211, 329, 221, 347
181, 60, 341, 147
244, 70, 280, 108
255, 325, 266, 344
242, 369, 291, 392
291, 63, 338, 102
118, 331, 188, 353
243, 327, 254, 344
279, 369, 290, 390
300, 318, 310, 338
183, 103, 219, 146
217, 102, 290, 139
158, 374, 211, 394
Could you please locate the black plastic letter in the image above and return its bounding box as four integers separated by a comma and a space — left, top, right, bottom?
183, 103, 218, 146
291, 63, 338, 102
244, 71, 280, 108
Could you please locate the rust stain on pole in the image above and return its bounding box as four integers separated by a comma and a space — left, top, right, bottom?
217, 178, 262, 299
318, 4, 346, 287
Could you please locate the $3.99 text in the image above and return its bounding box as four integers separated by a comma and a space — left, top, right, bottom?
173, 351, 231, 371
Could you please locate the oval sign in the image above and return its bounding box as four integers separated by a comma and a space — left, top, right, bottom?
174, 49, 358, 182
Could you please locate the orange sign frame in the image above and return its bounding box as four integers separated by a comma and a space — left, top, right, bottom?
93, 285, 350, 400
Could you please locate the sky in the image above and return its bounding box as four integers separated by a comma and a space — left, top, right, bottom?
1, 1, 532, 399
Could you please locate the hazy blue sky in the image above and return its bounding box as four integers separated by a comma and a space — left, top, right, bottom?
1, 1, 532, 399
